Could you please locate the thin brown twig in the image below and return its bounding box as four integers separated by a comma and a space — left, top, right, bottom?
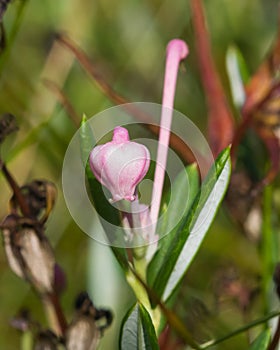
190, 0, 234, 156
43, 78, 81, 128
43, 292, 68, 337
55, 33, 128, 104
55, 33, 202, 167
0, 160, 31, 216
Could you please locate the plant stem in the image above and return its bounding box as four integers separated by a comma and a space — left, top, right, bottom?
190, 0, 234, 156
126, 250, 161, 332
0, 159, 31, 216
21, 330, 33, 350
150, 39, 188, 226
42, 292, 68, 337
200, 310, 280, 349
127, 264, 201, 349
261, 184, 276, 317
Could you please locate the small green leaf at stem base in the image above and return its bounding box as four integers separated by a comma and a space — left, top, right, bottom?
120, 303, 159, 350
249, 329, 271, 350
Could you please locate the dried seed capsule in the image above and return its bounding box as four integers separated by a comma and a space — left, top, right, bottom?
9, 180, 57, 223
66, 292, 112, 350
1, 215, 55, 294
34, 330, 60, 350
66, 315, 100, 350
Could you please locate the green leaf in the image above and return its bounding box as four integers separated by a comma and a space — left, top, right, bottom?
226, 45, 250, 84
249, 329, 271, 350
79, 114, 95, 165
79, 115, 128, 270
150, 147, 231, 305
79, 114, 95, 166
147, 163, 199, 289
120, 303, 159, 350
226, 45, 249, 108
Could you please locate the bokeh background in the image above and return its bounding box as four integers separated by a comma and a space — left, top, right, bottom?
0, 0, 279, 349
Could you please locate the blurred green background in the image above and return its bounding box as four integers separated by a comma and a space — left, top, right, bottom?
0, 0, 279, 349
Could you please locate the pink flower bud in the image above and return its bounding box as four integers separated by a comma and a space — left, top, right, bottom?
89, 127, 150, 202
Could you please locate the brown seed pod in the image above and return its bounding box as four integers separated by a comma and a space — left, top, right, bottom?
66, 315, 100, 350
9, 180, 57, 223
34, 330, 60, 350
1, 214, 55, 294
66, 292, 112, 350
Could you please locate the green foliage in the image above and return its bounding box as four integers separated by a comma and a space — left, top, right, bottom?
0, 0, 280, 349
249, 329, 271, 350
120, 303, 159, 350
148, 147, 231, 304
147, 163, 199, 295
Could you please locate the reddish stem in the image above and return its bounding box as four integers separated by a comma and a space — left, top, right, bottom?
56, 34, 198, 165
190, 0, 234, 156
46, 292, 68, 336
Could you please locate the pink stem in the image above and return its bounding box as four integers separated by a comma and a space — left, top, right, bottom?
150, 39, 189, 225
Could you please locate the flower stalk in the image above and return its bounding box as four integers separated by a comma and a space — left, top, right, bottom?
88, 38, 190, 337
150, 39, 189, 226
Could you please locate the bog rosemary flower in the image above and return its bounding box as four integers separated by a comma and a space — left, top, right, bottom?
89, 126, 150, 202
89, 39, 188, 254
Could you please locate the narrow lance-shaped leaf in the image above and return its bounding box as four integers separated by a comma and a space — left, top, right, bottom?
226, 45, 248, 108
150, 147, 231, 304
148, 163, 199, 288
120, 303, 159, 350
80, 114, 95, 168
249, 329, 271, 350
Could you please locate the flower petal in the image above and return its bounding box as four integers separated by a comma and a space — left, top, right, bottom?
89, 127, 150, 202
